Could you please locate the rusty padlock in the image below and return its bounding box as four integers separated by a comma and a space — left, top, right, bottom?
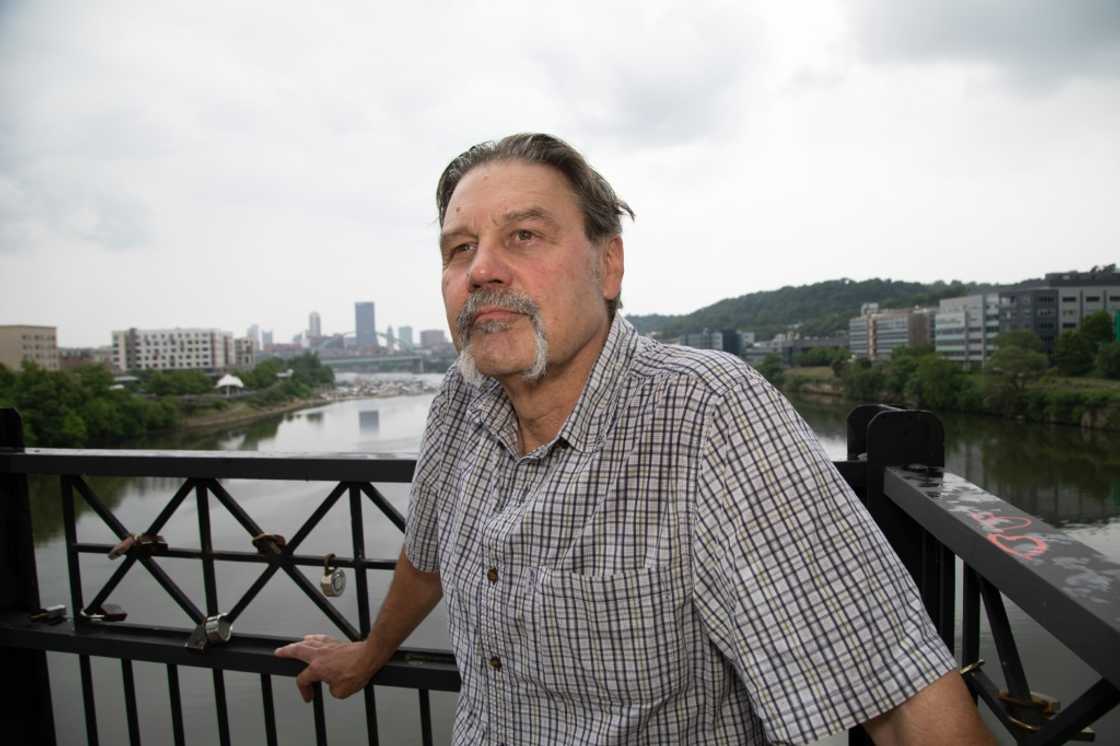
320, 553, 346, 598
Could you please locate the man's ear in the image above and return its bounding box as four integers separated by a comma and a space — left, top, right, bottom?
600, 235, 624, 303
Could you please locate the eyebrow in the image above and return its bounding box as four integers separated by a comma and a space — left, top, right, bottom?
439, 206, 560, 250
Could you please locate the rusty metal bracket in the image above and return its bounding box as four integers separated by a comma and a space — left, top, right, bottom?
251, 532, 287, 555
107, 533, 168, 560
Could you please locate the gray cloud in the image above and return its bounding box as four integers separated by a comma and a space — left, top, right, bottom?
849, 0, 1120, 90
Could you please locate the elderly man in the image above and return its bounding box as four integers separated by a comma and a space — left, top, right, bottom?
276, 134, 993, 745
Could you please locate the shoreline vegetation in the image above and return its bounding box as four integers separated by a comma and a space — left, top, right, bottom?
750, 315, 1120, 433
0, 352, 439, 448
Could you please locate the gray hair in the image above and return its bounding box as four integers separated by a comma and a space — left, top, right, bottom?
435, 133, 633, 317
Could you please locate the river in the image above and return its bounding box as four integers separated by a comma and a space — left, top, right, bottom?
26, 375, 1120, 745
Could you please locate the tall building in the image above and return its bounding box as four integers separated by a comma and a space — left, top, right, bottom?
234, 337, 256, 369
111, 328, 238, 372
0, 325, 60, 371
934, 294, 1001, 366
999, 287, 1059, 354
308, 311, 322, 338
261, 330, 274, 350
355, 302, 377, 348
246, 324, 261, 350
385, 325, 396, 351
997, 266, 1120, 355
847, 307, 933, 360
398, 325, 414, 350
420, 329, 450, 349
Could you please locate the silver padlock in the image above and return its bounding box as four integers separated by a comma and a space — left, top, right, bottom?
321, 553, 346, 597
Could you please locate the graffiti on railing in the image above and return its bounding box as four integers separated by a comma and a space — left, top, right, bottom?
966, 510, 1048, 560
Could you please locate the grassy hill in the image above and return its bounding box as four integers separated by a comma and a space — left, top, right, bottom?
624, 278, 1000, 341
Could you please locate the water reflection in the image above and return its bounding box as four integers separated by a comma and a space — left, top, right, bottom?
359, 410, 381, 434
789, 394, 1120, 529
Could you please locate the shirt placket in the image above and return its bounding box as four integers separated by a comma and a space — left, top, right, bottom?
479, 453, 538, 746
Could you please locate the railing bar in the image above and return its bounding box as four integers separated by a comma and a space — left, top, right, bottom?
71, 475, 132, 537
206, 478, 265, 537
61, 477, 85, 623
72, 543, 397, 569
978, 578, 1033, 704
313, 683, 328, 746
280, 563, 360, 641
167, 665, 185, 746
121, 658, 141, 746
213, 670, 231, 746
358, 483, 406, 533
418, 688, 433, 746
350, 483, 379, 746
962, 566, 980, 675
196, 482, 218, 616
84, 555, 137, 616
79, 654, 100, 746
363, 685, 379, 746
146, 478, 196, 535
349, 485, 372, 637
1022, 677, 1120, 746
937, 544, 955, 653
288, 482, 350, 549
260, 674, 278, 746
226, 564, 282, 625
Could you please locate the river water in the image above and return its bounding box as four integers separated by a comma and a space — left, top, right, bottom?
27, 375, 1120, 745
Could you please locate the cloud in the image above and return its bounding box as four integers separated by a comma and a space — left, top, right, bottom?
848, 0, 1120, 91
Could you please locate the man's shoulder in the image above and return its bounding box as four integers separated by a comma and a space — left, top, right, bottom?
630, 336, 767, 398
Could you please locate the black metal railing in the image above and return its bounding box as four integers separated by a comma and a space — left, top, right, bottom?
3, 404, 1120, 745
0, 408, 457, 746
841, 404, 1120, 745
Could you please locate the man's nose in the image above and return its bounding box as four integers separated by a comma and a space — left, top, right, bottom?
467, 237, 512, 289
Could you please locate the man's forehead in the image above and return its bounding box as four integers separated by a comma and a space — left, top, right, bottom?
445, 161, 579, 218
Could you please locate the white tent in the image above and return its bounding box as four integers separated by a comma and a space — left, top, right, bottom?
215, 374, 244, 395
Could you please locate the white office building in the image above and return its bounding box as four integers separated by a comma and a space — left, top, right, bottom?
934, 294, 1001, 366
111, 328, 242, 372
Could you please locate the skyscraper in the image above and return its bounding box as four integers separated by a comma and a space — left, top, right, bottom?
246, 324, 261, 350
308, 311, 322, 338
398, 325, 414, 350
355, 302, 377, 348
261, 330, 274, 350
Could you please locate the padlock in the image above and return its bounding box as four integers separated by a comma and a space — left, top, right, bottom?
186, 614, 232, 651
320, 553, 346, 597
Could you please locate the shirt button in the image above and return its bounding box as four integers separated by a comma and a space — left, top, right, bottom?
488, 655, 502, 671
486, 567, 499, 583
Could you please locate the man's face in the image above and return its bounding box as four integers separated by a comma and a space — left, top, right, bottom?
439, 160, 623, 386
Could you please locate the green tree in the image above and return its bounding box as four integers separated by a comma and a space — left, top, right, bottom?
755, 354, 785, 388
1096, 341, 1120, 379
1080, 310, 1114, 350
994, 330, 1044, 352
1053, 331, 1094, 376
984, 345, 1048, 413
909, 355, 964, 411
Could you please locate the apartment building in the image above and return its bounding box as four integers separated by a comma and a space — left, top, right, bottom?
0, 325, 60, 371
111, 328, 240, 372
934, 294, 1001, 366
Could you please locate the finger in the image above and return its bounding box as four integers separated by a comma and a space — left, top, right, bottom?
274, 642, 310, 660
304, 633, 331, 643
296, 667, 319, 704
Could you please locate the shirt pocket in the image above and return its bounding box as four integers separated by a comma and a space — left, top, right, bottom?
516, 563, 691, 705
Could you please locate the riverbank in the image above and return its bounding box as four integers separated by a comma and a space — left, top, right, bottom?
781, 366, 1120, 432
180, 376, 442, 431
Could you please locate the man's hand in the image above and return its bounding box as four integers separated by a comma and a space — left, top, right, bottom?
274, 634, 377, 702
863, 671, 996, 745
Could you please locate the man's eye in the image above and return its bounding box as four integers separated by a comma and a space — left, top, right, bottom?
449, 243, 475, 257
514, 230, 534, 242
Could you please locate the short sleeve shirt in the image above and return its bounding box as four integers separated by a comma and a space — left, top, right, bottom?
405, 315, 956, 745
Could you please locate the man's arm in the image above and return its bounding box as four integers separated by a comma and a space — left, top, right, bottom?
274, 547, 443, 701
862, 671, 996, 745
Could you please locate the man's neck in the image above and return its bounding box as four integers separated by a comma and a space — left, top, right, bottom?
498, 322, 611, 455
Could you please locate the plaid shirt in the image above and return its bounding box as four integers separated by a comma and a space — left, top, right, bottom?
405, 315, 955, 745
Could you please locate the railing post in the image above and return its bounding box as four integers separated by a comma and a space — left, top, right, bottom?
0, 408, 57, 744
847, 406, 953, 746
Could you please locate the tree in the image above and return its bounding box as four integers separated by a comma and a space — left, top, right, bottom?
1053, 331, 1094, 376
1096, 341, 1120, 380
994, 330, 1044, 353
1080, 310, 1114, 350
755, 354, 785, 388
984, 345, 1048, 413
909, 356, 964, 411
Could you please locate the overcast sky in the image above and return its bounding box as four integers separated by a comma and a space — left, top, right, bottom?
2, 0, 1118, 347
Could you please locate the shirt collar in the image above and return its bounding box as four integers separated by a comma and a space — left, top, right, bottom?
467, 314, 640, 456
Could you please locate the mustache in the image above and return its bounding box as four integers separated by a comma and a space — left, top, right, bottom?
456, 288, 541, 340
